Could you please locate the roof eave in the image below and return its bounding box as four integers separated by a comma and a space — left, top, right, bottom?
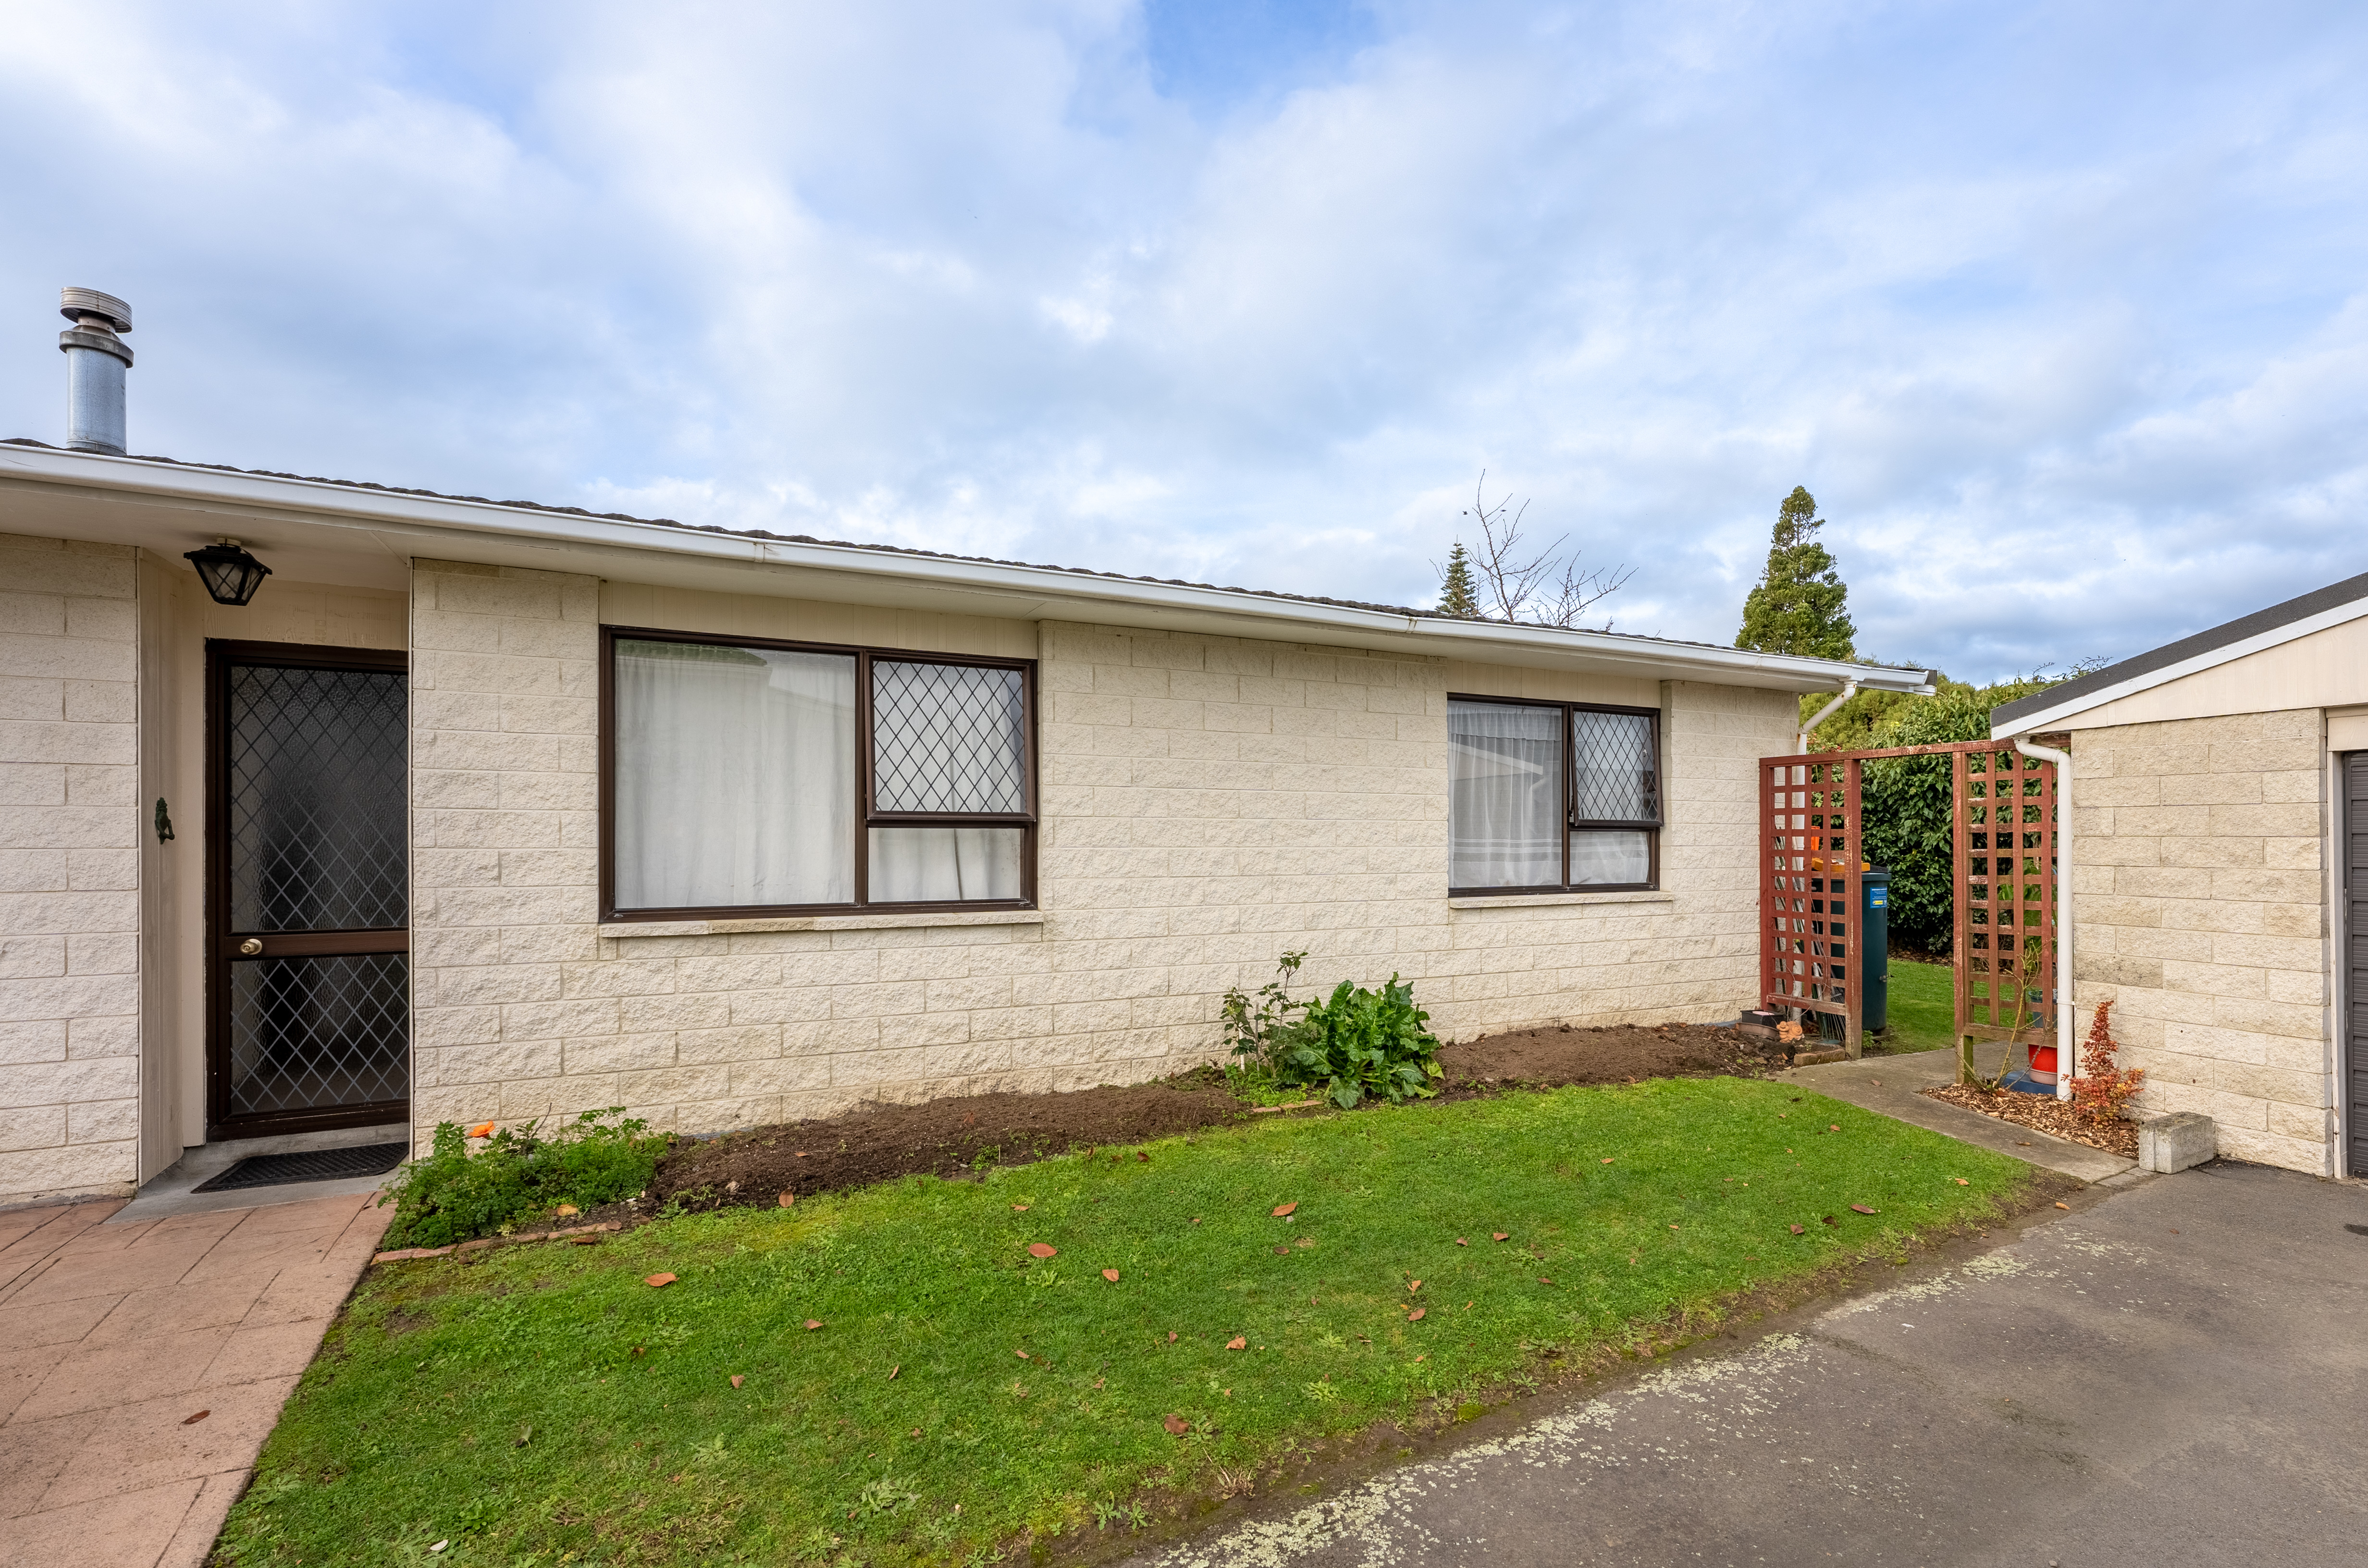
0, 442, 1932, 694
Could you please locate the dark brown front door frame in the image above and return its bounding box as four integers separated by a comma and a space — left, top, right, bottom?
205, 639, 411, 1140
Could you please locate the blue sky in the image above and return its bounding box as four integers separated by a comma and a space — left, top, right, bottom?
3, 0, 2364, 681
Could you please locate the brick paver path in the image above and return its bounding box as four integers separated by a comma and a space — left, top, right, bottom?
0, 1192, 390, 1568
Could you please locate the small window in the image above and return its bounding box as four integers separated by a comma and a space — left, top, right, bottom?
604, 631, 1034, 918
1449, 697, 1659, 894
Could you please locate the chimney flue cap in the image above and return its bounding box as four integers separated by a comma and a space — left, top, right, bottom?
59, 287, 132, 334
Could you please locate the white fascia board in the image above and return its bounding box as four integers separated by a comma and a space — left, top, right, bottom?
0, 444, 1931, 695
1990, 593, 2368, 737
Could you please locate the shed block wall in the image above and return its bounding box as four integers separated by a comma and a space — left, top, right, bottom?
2070, 708, 2331, 1173
407, 563, 1794, 1145
0, 532, 142, 1204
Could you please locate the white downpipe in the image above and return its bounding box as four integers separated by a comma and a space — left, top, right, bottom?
1798, 678, 1861, 753
2012, 735, 2074, 1100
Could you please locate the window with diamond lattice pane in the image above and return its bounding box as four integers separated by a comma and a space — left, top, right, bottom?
871, 662, 1027, 814
228, 664, 408, 931
1571, 709, 1658, 823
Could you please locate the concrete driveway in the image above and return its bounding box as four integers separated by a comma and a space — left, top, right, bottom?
1138, 1162, 2368, 1568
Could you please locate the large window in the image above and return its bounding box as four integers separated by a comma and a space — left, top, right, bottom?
1448, 697, 1660, 894
601, 629, 1034, 919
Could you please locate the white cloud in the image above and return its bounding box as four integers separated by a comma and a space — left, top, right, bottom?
1, 0, 2364, 678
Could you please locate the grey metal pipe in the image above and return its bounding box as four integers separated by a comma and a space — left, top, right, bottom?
58, 286, 133, 455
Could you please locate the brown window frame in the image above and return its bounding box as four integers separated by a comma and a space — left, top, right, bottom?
1446, 694, 1662, 897
598, 625, 1037, 922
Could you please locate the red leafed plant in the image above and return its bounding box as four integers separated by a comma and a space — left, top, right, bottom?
2068, 999, 2146, 1126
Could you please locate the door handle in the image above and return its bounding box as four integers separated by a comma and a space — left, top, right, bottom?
238, 938, 264, 956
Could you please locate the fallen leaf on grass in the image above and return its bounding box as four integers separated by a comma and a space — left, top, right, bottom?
182, 1410, 209, 1425
1137, 1152, 1150, 1163
1272, 1201, 1298, 1217
910, 1427, 922, 1436
1789, 1224, 1805, 1235
1492, 1232, 1509, 1241
777, 1192, 795, 1208
1601, 1157, 1615, 1164
888, 1365, 899, 1380
644, 1273, 677, 1288
1168, 1330, 1178, 1342
1103, 1268, 1121, 1282
1820, 1216, 1838, 1227
1538, 1276, 1554, 1285
1408, 1279, 1422, 1292
729, 1375, 744, 1389
1028, 1242, 1057, 1258
804, 1319, 823, 1330
1191, 1217, 1202, 1225
1408, 1308, 1426, 1321
1273, 1244, 1290, 1255
430, 1542, 449, 1555
1165, 1415, 1190, 1434
1955, 1177, 1971, 1186
1455, 1237, 1469, 1246
1850, 1204, 1876, 1215
1226, 1336, 1247, 1349
555, 1203, 578, 1217
1828, 1124, 1841, 1132
1015, 1349, 1031, 1359
1011, 1204, 1029, 1212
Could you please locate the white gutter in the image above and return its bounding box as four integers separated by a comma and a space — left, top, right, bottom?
2010, 734, 2074, 1100
0, 443, 1937, 696
1796, 677, 1860, 753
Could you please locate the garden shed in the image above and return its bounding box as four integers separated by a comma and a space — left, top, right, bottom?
1990, 568, 2368, 1176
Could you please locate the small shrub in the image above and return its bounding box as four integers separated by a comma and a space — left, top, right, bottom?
379, 1108, 670, 1249
2068, 999, 2146, 1126
1224, 952, 1442, 1109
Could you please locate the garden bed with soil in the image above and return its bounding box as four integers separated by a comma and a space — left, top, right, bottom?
1918, 1083, 2139, 1158
651, 1022, 1781, 1213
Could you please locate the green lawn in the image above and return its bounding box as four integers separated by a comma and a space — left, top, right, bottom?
223, 1078, 2031, 1566
1871, 957, 1955, 1055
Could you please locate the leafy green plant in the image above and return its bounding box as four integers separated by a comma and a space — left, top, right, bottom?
1221, 949, 1309, 1072
1270, 973, 1443, 1109
379, 1108, 670, 1249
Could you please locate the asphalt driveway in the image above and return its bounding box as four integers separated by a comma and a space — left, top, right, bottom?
1138, 1161, 2368, 1568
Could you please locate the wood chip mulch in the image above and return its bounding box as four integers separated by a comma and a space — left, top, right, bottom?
1919, 1083, 2138, 1158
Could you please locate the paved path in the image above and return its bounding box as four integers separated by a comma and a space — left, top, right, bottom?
0, 1191, 391, 1568
1784, 1046, 2137, 1183
1135, 1161, 2368, 1567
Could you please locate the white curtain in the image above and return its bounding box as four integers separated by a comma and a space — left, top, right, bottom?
1570, 828, 1652, 886
1449, 700, 1564, 888
869, 827, 1023, 902
613, 641, 855, 908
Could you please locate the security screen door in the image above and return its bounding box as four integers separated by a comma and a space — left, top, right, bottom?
206, 641, 410, 1139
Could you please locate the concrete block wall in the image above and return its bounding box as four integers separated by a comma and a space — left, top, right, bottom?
2069, 708, 2331, 1172
407, 565, 1793, 1145
0, 533, 142, 1204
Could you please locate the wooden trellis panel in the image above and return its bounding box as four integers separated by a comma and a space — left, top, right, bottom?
1953, 745, 2060, 1049
1757, 755, 1865, 1049
1759, 738, 2059, 1065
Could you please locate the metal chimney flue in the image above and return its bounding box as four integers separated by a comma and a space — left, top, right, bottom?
59, 286, 133, 455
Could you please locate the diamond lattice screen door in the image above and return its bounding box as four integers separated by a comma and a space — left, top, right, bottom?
206, 641, 410, 1139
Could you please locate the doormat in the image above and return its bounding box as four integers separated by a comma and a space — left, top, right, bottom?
192, 1141, 409, 1193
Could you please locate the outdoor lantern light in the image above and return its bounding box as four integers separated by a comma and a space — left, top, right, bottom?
184, 539, 272, 606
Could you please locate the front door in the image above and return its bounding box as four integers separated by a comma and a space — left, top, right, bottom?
206, 640, 410, 1139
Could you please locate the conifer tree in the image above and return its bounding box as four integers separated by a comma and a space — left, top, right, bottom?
1736, 485, 1855, 659
1437, 542, 1480, 617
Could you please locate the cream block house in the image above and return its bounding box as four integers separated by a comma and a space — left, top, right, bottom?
1990, 569, 2368, 1176
0, 438, 1926, 1207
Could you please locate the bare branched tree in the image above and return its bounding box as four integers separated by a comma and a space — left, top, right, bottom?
1453, 472, 1633, 628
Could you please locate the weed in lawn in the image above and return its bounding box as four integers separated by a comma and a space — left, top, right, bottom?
226, 1077, 2029, 1566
